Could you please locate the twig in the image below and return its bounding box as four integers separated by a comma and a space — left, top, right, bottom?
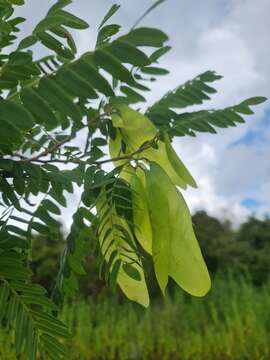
41, 127, 58, 144
20, 136, 72, 163
13, 134, 159, 166
131, 0, 168, 30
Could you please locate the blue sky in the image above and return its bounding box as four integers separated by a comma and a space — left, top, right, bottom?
229, 108, 270, 147
241, 198, 264, 210
15, 0, 270, 226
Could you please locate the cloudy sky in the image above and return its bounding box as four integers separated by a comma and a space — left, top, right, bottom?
15, 0, 270, 226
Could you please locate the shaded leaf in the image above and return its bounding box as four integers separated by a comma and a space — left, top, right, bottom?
99, 4, 121, 29
120, 27, 168, 47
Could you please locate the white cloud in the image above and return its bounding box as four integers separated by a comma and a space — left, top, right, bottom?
162, 0, 270, 223
173, 140, 250, 226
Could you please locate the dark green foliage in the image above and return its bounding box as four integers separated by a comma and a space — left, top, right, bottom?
52, 207, 96, 304
31, 227, 65, 292
235, 217, 270, 284
193, 211, 270, 285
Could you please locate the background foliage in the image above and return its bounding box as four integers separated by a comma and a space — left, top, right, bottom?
29, 211, 270, 298
1, 211, 270, 359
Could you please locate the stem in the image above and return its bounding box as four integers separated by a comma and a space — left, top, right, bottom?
131, 0, 167, 30
20, 136, 72, 163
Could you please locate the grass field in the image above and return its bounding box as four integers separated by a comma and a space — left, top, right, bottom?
1, 274, 270, 359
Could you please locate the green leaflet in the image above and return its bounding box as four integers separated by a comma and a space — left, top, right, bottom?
47, 0, 72, 15
145, 162, 211, 296
98, 4, 120, 29
120, 27, 168, 48
96, 24, 121, 46
0, 283, 10, 320
34, 8, 89, 33
42, 199, 61, 215
107, 40, 150, 67
0, 119, 22, 150
120, 86, 146, 103
240, 96, 267, 106
37, 32, 74, 60
55, 10, 89, 30
141, 66, 169, 75
73, 56, 114, 97
34, 15, 67, 34
115, 217, 149, 307
38, 76, 82, 122
94, 47, 135, 85
0, 99, 35, 131
55, 67, 98, 99
149, 45, 171, 62
17, 35, 38, 50
0, 79, 17, 90
9, 0, 25, 5
20, 87, 58, 129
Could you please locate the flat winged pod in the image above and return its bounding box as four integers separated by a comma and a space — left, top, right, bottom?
145, 162, 211, 296
116, 104, 157, 150
131, 168, 152, 254
110, 105, 197, 189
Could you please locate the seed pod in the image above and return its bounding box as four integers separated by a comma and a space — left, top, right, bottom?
131, 167, 152, 254
145, 162, 211, 296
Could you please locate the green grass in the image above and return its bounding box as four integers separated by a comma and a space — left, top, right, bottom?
62, 273, 270, 360
1, 274, 270, 359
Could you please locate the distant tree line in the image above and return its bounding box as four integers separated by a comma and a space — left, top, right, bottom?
193, 211, 270, 286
